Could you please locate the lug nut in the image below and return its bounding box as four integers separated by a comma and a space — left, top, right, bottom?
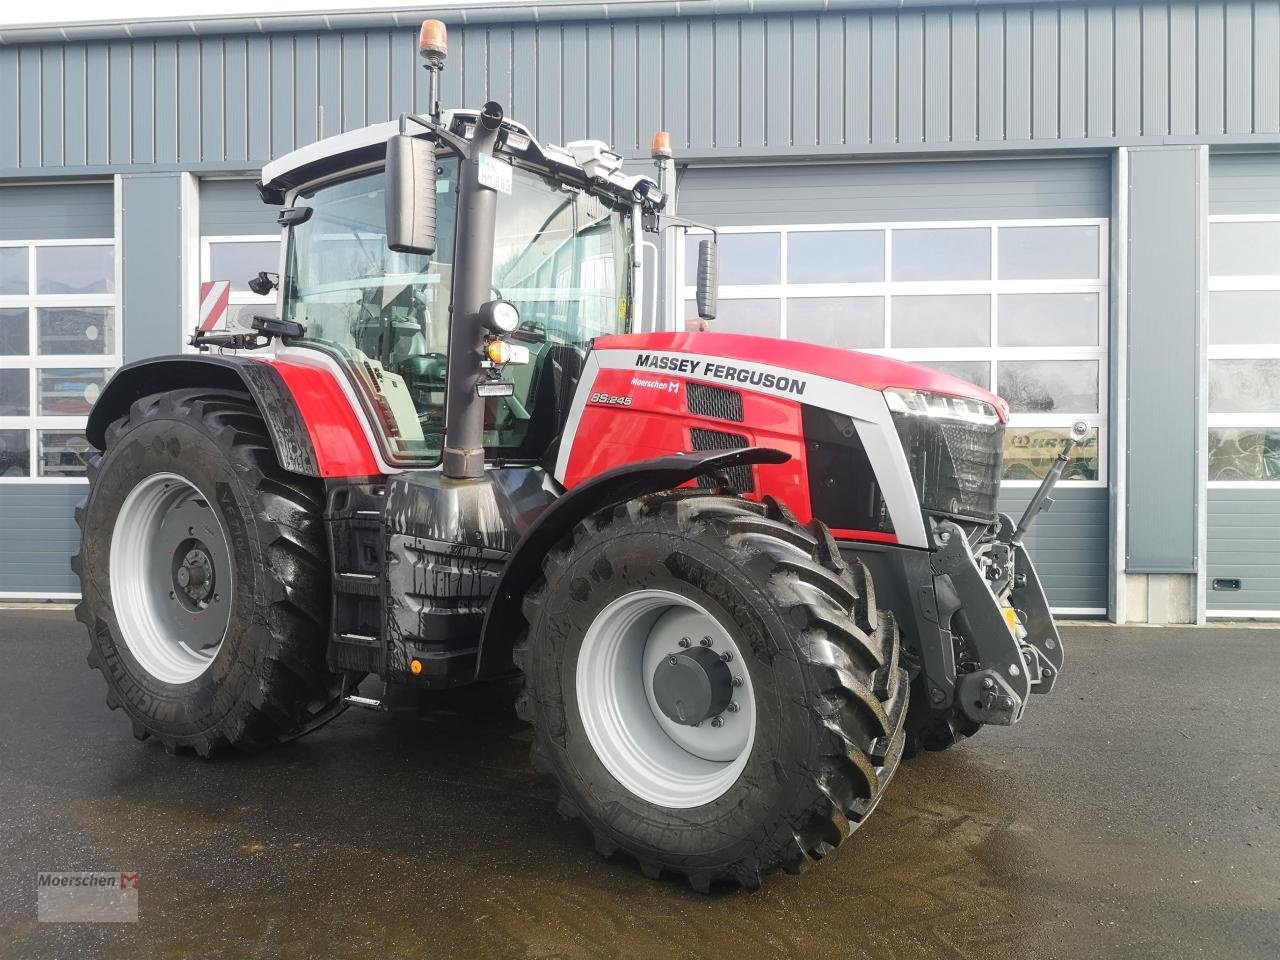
720, 651, 733, 662
668, 655, 679, 666
732, 676, 743, 688
726, 702, 739, 713
710, 717, 724, 728
700, 636, 714, 647
678, 637, 691, 648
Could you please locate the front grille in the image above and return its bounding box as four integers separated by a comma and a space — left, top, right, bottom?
690, 427, 756, 493
891, 415, 1004, 522
687, 382, 744, 422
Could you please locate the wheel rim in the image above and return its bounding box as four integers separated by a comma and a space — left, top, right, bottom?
109, 472, 233, 685
576, 589, 757, 809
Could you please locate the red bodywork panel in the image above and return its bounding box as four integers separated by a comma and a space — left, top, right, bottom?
557, 332, 1008, 547
594, 331, 1010, 420
256, 357, 382, 478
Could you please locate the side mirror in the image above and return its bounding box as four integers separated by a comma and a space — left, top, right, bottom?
696, 238, 718, 321
385, 134, 438, 255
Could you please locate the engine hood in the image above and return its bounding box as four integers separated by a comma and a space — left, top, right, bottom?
594, 331, 1010, 422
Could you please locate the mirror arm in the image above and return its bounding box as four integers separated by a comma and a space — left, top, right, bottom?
398, 112, 472, 160
646, 211, 718, 240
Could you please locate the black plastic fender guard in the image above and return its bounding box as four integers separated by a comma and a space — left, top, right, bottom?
473, 445, 791, 680
86, 355, 320, 477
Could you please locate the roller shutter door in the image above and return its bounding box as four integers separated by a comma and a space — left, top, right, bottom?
676, 157, 1111, 613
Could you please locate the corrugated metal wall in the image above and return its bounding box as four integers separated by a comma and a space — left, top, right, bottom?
3, 2, 1280, 176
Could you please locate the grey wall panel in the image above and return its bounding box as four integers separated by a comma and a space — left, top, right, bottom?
121, 174, 184, 363
998, 488, 1109, 611
1207, 489, 1280, 612
198, 178, 277, 235
1125, 146, 1200, 573
0, 182, 114, 240
0, 485, 84, 595
1209, 152, 1280, 213
6, 3, 1280, 176
676, 156, 1110, 226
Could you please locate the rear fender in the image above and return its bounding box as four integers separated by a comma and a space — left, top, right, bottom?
474, 446, 791, 680
87, 356, 325, 477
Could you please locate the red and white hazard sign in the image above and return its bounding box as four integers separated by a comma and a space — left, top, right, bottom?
199, 280, 231, 332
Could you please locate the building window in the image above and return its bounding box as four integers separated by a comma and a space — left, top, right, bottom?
683, 219, 1109, 485
200, 236, 280, 334
0, 240, 118, 481
1207, 215, 1280, 485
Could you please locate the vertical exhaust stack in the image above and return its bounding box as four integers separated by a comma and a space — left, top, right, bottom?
443, 98, 506, 480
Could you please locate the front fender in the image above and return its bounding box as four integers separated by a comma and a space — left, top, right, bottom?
473, 446, 791, 680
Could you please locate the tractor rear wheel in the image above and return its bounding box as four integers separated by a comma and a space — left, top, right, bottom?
72, 388, 350, 755
514, 493, 909, 891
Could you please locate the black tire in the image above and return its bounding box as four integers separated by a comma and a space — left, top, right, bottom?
514, 492, 909, 892
902, 675, 982, 758
71, 388, 351, 756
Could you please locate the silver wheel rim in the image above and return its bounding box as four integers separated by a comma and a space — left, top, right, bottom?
109, 472, 233, 685
576, 589, 757, 809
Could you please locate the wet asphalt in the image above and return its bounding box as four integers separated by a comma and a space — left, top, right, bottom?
0, 608, 1276, 960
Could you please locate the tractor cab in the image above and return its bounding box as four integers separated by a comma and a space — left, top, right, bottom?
255, 106, 667, 473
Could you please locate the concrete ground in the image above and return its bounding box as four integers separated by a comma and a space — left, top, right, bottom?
0, 608, 1276, 960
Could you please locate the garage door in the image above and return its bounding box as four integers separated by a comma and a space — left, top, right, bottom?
1206, 153, 1280, 618
197, 179, 280, 333
677, 157, 1111, 613
0, 181, 116, 597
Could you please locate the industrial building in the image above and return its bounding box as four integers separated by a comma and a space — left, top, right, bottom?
0, 0, 1277, 622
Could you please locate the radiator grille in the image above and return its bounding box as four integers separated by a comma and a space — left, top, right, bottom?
686, 382, 745, 422
690, 427, 756, 493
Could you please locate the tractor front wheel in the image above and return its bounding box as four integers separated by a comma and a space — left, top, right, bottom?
72, 389, 350, 755
515, 493, 909, 891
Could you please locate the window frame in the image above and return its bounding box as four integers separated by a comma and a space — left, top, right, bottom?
199, 234, 281, 336
0, 237, 120, 485
1206, 213, 1280, 489
681, 217, 1110, 488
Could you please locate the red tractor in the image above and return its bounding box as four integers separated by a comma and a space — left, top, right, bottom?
73, 21, 1076, 891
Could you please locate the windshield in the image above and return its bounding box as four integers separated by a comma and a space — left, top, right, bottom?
284, 156, 631, 465
487, 166, 631, 459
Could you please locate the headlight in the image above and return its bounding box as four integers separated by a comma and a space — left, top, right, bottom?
883, 388, 1004, 523
884, 387, 1000, 425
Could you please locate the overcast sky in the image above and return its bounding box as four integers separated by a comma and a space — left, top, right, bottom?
0, 1, 471, 28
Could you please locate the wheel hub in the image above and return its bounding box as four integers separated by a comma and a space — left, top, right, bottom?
173, 541, 215, 608
652, 647, 733, 726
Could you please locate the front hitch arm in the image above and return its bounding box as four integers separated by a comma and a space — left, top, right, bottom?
1012, 420, 1090, 546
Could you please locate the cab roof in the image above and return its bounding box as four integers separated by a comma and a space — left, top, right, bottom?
257, 108, 661, 212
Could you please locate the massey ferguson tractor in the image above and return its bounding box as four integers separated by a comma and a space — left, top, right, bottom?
72, 21, 1077, 892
